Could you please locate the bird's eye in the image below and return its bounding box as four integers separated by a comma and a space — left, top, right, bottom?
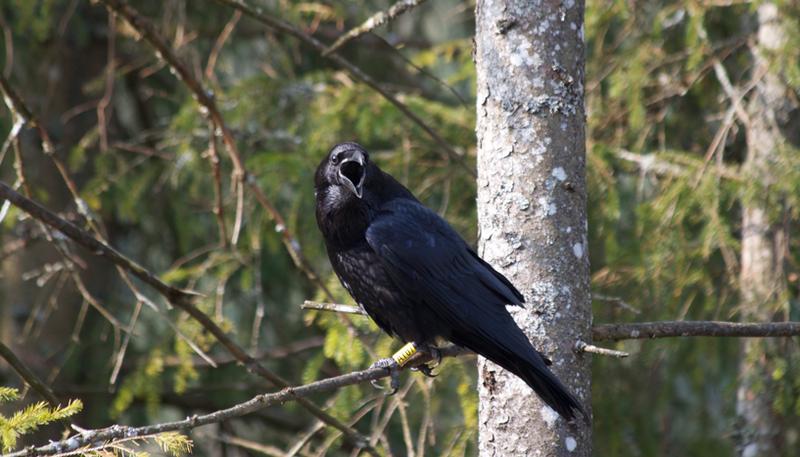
331, 153, 340, 164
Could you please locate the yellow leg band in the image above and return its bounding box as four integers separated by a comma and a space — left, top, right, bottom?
391, 343, 417, 367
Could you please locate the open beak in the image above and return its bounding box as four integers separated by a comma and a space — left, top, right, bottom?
339, 155, 365, 199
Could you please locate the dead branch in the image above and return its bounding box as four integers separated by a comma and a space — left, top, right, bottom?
323, 0, 428, 55
574, 341, 629, 358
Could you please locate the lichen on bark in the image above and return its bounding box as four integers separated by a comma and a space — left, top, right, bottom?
475, 1, 591, 456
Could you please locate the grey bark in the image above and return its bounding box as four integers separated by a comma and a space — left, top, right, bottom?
475, 1, 591, 456
736, 3, 796, 456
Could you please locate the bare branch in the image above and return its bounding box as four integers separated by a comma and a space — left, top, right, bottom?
593, 321, 800, 341
205, 10, 242, 82
302, 300, 365, 315
211, 0, 475, 177
323, 0, 428, 56
573, 341, 629, 358
0, 341, 61, 407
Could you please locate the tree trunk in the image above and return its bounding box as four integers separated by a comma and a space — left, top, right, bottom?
475, 1, 591, 456
736, 3, 795, 456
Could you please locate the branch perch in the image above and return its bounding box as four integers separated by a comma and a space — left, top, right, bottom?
6, 348, 457, 457
301, 301, 800, 342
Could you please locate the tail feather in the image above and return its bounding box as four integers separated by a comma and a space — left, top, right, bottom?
453, 331, 586, 421
512, 355, 586, 421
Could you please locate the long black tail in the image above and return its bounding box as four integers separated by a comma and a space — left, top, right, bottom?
453, 329, 586, 421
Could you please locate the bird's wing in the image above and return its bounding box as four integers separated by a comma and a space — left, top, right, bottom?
365, 199, 586, 420
365, 199, 524, 315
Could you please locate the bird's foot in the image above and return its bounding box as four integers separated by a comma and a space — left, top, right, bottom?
369, 357, 400, 394
368, 342, 418, 395
410, 345, 441, 378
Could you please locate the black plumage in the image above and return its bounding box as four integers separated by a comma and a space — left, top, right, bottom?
314, 142, 584, 420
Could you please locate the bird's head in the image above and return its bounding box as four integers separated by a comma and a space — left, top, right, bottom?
315, 142, 370, 199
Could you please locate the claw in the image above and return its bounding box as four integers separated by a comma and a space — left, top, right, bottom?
426, 347, 442, 368
410, 346, 441, 377
411, 364, 438, 378
368, 357, 400, 395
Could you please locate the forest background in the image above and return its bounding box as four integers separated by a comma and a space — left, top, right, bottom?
0, 1, 799, 456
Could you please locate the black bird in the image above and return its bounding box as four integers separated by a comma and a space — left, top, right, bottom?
314, 142, 584, 420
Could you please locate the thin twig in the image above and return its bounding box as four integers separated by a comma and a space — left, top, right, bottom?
323, 0, 428, 55
205, 10, 242, 83
109, 300, 143, 384
0, 341, 61, 407
97, 9, 117, 153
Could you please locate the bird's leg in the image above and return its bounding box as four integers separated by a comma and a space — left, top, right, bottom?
369, 342, 417, 394
410, 344, 441, 378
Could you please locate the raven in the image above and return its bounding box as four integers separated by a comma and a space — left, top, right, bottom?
314, 142, 584, 420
